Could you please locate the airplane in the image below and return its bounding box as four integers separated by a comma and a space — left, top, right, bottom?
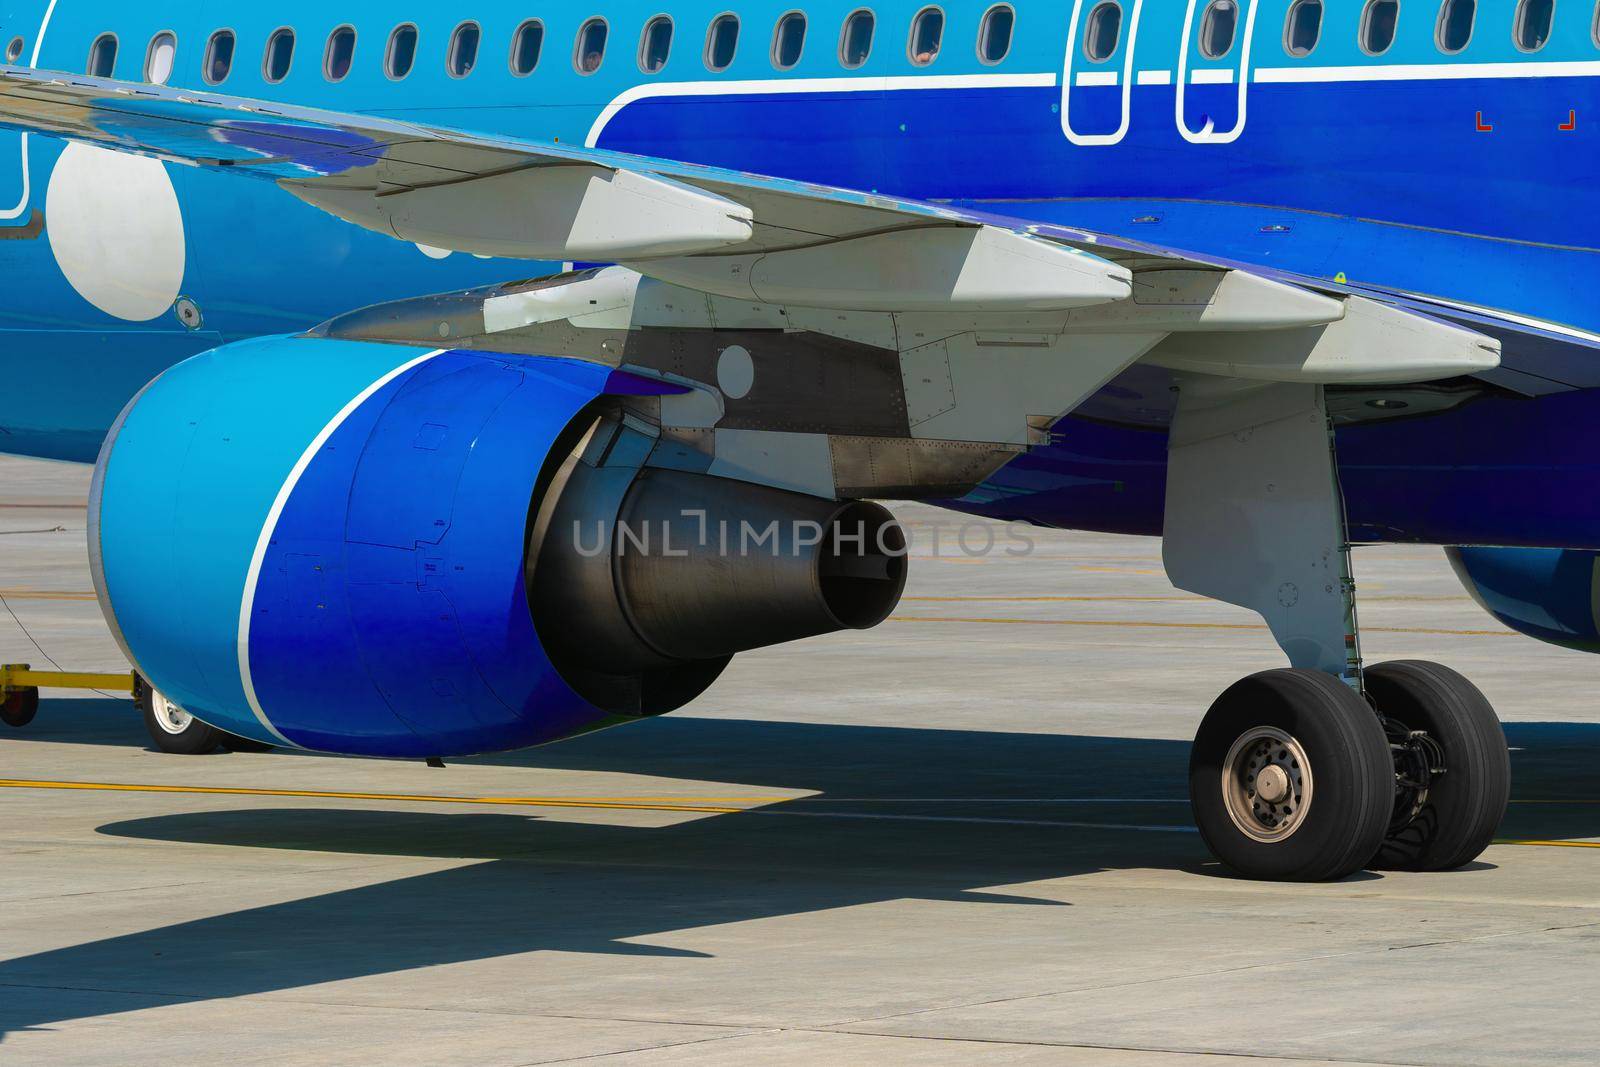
0, 0, 1594, 882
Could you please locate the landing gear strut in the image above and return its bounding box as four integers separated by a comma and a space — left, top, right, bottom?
1164, 380, 1508, 881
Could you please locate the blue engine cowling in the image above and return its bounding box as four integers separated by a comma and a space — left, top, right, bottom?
1447, 546, 1600, 653
89, 336, 907, 757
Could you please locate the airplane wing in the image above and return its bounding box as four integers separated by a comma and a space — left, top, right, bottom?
0, 64, 1501, 498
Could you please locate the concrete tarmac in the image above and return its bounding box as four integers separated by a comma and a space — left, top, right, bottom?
2, 453, 1598, 1066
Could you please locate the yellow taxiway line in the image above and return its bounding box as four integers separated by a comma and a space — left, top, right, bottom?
887, 615, 1513, 637
0, 778, 767, 814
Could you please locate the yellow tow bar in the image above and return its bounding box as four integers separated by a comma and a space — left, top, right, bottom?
1, 663, 136, 728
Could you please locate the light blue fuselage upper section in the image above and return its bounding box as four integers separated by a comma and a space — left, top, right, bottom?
1, 0, 1598, 536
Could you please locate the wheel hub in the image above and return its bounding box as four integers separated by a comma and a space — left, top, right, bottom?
1222, 726, 1313, 843
150, 689, 193, 734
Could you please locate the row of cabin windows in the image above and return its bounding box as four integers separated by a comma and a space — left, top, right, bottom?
81, 7, 1017, 86
1081, 0, 1572, 63
78, 0, 1589, 87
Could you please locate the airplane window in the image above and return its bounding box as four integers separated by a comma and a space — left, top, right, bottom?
510, 20, 543, 75
705, 14, 739, 71
1515, 0, 1555, 51
576, 19, 608, 74
145, 31, 177, 85
263, 27, 294, 83
840, 9, 875, 69
6, 35, 23, 63
640, 16, 673, 73
773, 11, 807, 69
204, 31, 235, 84
1284, 0, 1322, 56
87, 33, 117, 77
1436, 0, 1475, 53
1084, 2, 1122, 62
978, 4, 1014, 63
1360, 0, 1399, 54
1200, 0, 1238, 59
324, 26, 356, 82
386, 24, 418, 79
448, 22, 480, 78
909, 8, 944, 66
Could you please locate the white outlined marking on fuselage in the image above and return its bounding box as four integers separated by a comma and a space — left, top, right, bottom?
0, 0, 59, 220
235, 349, 444, 748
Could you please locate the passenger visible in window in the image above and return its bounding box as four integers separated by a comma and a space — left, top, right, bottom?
205, 30, 235, 84
910, 8, 943, 66
640, 16, 673, 73
448, 22, 480, 78
577, 18, 608, 74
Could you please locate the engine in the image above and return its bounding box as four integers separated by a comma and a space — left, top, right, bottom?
1447, 546, 1600, 653
89, 337, 906, 756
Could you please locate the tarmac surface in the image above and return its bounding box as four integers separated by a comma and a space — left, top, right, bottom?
2, 452, 1598, 1066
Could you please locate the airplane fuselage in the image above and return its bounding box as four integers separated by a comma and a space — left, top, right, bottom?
2, 0, 1598, 545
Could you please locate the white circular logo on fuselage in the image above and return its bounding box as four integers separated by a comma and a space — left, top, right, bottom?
45, 142, 186, 322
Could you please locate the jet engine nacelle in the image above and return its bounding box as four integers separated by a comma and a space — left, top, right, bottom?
90, 337, 905, 756
1447, 546, 1600, 653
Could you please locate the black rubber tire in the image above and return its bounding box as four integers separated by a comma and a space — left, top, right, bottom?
1190, 668, 1393, 882
2, 687, 39, 727
1367, 660, 1509, 871
136, 675, 223, 755
218, 732, 274, 753
1, 687, 38, 729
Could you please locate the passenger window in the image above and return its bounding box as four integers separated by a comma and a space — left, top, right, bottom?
1084, 2, 1122, 62
87, 33, 117, 77
386, 24, 418, 79
640, 16, 673, 73
203, 31, 234, 84
1515, 0, 1554, 51
263, 27, 294, 83
1436, 0, 1475, 53
576, 18, 608, 74
1284, 0, 1322, 56
773, 11, 807, 69
909, 7, 943, 66
510, 20, 543, 75
840, 9, 875, 69
1200, 0, 1238, 59
448, 22, 480, 78
324, 25, 356, 82
1360, 0, 1399, 54
144, 31, 176, 84
4, 36, 20, 63
977, 4, 1014, 63
705, 14, 739, 71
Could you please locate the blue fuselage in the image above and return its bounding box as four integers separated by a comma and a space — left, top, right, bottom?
2, 0, 1599, 545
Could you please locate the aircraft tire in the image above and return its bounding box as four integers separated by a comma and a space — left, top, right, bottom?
137, 674, 223, 755
1367, 660, 1509, 872
2, 686, 39, 727
1189, 668, 1392, 881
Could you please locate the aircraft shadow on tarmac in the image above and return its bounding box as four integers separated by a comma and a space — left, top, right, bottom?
1, 702, 1597, 1038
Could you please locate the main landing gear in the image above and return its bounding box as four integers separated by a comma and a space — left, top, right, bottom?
1163, 380, 1509, 881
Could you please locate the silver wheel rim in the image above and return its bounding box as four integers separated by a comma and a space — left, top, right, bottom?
149, 688, 193, 734
1222, 726, 1314, 843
